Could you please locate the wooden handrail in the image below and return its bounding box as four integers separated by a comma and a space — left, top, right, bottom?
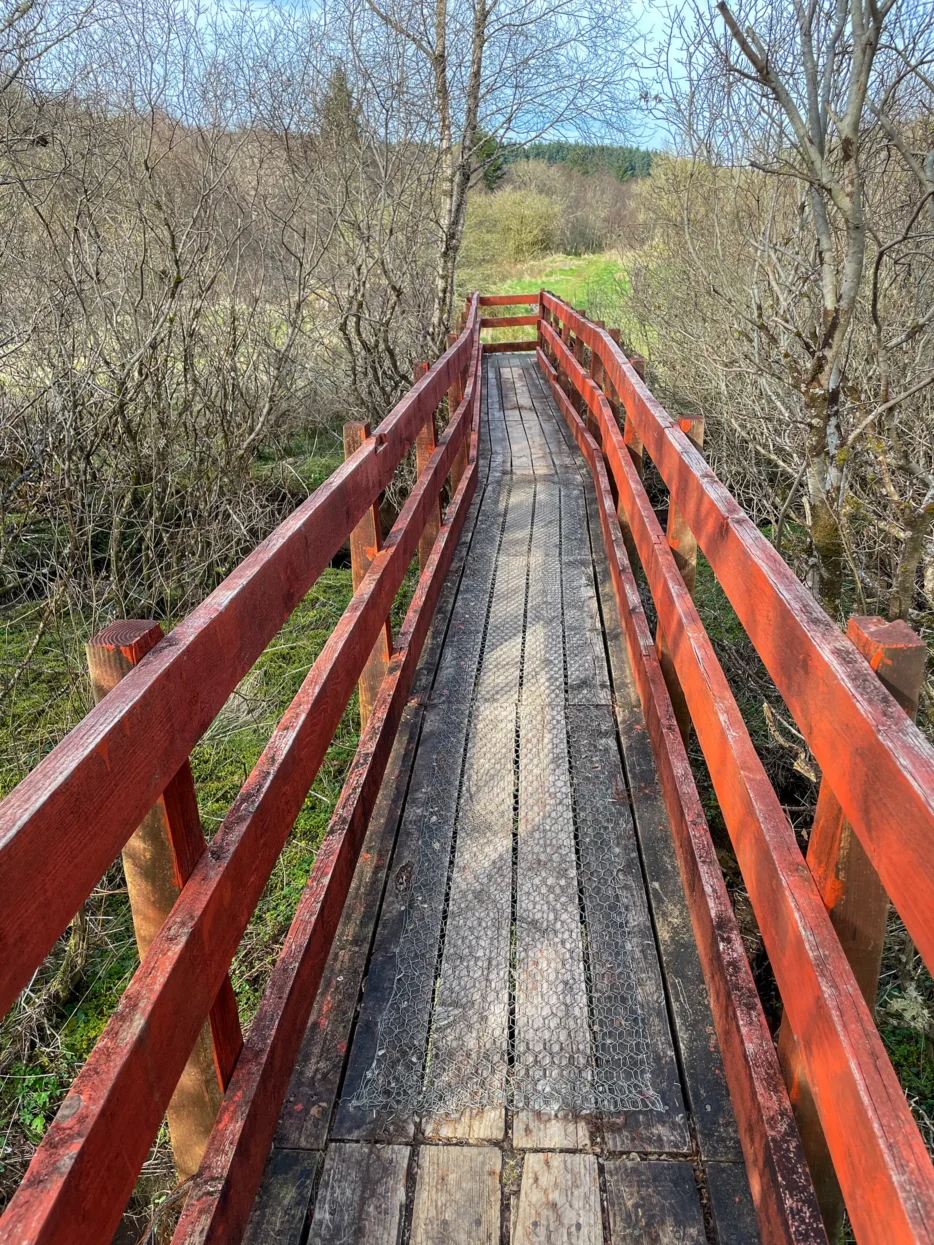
0, 303, 479, 1022
537, 301, 934, 1244
0, 298, 483, 1245
540, 292, 934, 979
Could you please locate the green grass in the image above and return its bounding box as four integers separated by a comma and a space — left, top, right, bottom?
461, 249, 650, 355
482, 252, 629, 306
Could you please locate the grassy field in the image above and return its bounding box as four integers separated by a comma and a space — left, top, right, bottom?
461, 250, 650, 354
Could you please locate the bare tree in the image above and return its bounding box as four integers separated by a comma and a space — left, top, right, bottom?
344, 0, 637, 345
639, 0, 934, 618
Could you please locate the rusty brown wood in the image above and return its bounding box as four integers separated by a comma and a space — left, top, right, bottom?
779, 616, 928, 1239
343, 421, 393, 730
86, 622, 243, 1180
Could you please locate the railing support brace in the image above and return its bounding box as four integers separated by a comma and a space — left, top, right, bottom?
778, 615, 927, 1240
343, 421, 393, 729
85, 621, 243, 1181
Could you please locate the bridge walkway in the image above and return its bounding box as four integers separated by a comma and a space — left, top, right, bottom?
243, 354, 760, 1244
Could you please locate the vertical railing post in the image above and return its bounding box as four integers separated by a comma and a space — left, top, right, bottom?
414, 362, 441, 574
656, 415, 705, 741
560, 315, 573, 398
343, 421, 392, 729
85, 621, 243, 1181
537, 288, 546, 355
447, 333, 468, 494
777, 616, 927, 1240
585, 319, 606, 443
620, 337, 645, 477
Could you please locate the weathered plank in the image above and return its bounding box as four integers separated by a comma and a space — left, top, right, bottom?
307, 1143, 408, 1244
410, 1146, 502, 1245
604, 1159, 705, 1244
242, 1150, 319, 1245
514, 699, 592, 1151
567, 704, 690, 1154
276, 417, 501, 1139
272, 702, 420, 1149
332, 705, 469, 1142
274, 410, 495, 1143
422, 698, 515, 1141
513, 1152, 602, 1244
705, 1161, 762, 1244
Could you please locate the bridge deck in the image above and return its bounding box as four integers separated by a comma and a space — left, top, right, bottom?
243, 356, 760, 1244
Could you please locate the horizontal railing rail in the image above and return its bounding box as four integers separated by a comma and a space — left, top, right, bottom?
536, 294, 934, 1245
0, 297, 483, 1245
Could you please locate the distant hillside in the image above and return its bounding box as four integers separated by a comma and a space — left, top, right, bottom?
504, 142, 654, 181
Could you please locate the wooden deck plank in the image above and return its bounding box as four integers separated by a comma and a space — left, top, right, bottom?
567, 704, 690, 1154
410, 1146, 502, 1245
705, 1161, 762, 1243
307, 1143, 408, 1244
513, 1152, 602, 1244
514, 698, 592, 1150
331, 703, 470, 1142
604, 1159, 706, 1243
272, 702, 423, 1149
335, 469, 532, 1141
242, 1150, 318, 1245
422, 696, 515, 1140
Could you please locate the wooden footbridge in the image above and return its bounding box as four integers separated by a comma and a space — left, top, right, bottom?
2, 294, 934, 1245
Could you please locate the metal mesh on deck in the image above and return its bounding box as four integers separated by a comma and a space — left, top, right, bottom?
350, 362, 663, 1123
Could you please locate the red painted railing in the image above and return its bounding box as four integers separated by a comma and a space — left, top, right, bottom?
2, 286, 933, 1245
536, 292, 934, 1245
0, 298, 483, 1244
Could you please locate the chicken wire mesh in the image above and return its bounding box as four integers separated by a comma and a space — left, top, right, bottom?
349, 366, 664, 1123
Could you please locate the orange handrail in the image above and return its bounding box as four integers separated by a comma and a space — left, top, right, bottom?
537, 295, 934, 1245
0, 299, 483, 1245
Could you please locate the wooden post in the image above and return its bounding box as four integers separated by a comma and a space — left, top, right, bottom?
413, 362, 441, 574
778, 616, 927, 1240
343, 421, 392, 729
559, 316, 573, 397
447, 335, 469, 495
585, 319, 606, 443
592, 320, 606, 394
85, 620, 243, 1181
622, 343, 645, 478
537, 288, 546, 355
657, 416, 705, 741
